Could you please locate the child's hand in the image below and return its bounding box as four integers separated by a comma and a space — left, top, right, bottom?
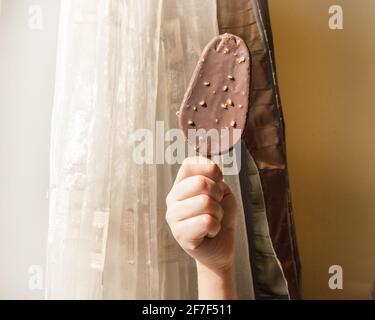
166, 156, 237, 273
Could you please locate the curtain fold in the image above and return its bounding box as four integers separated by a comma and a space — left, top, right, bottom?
46, 0, 254, 299
217, 0, 302, 299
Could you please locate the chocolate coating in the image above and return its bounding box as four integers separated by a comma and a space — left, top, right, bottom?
178, 33, 251, 156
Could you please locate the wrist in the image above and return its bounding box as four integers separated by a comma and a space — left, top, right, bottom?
196, 261, 237, 300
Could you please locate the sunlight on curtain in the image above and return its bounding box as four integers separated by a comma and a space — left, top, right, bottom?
46, 0, 254, 299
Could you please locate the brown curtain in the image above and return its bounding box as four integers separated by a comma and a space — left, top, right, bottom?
217, 0, 302, 299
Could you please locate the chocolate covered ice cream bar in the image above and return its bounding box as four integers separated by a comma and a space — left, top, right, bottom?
178, 33, 251, 156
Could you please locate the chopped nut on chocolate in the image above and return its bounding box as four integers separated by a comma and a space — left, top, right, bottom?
238, 56, 246, 63
178, 33, 251, 156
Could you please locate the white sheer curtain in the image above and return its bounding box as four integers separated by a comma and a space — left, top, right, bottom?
46, 0, 254, 299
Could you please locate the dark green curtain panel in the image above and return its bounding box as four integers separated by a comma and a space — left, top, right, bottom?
217, 0, 302, 299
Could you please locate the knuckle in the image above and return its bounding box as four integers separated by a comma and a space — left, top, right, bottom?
172, 226, 183, 243
185, 241, 199, 251
182, 156, 194, 166
201, 214, 214, 229
165, 192, 172, 206
199, 194, 213, 210
165, 210, 171, 224
207, 163, 221, 179
218, 205, 225, 221
194, 176, 207, 191
165, 207, 175, 224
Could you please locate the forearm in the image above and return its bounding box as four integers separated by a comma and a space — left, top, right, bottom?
196, 262, 237, 300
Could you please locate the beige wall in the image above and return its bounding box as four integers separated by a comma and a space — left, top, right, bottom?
269, 0, 375, 299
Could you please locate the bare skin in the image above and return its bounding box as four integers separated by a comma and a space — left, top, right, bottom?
166, 156, 237, 299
